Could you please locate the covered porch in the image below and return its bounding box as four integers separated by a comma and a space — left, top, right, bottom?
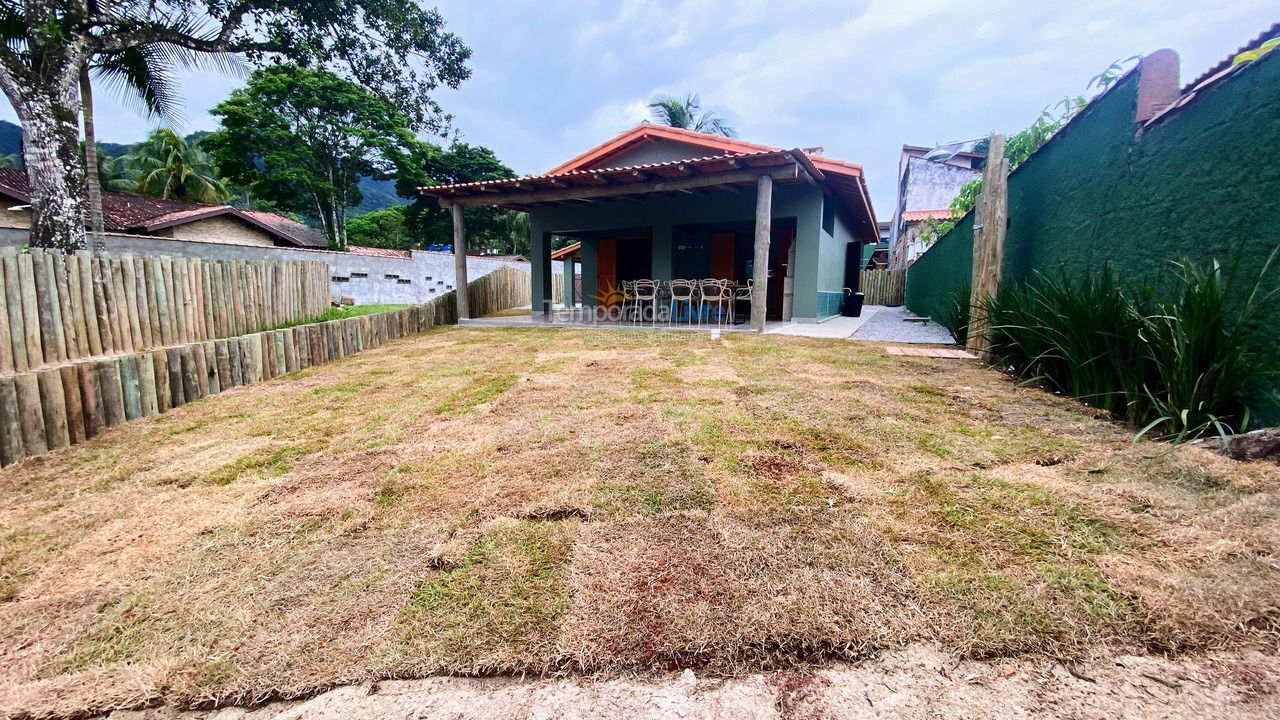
419, 148, 845, 332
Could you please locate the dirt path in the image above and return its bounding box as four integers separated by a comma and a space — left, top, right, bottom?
104, 645, 1279, 720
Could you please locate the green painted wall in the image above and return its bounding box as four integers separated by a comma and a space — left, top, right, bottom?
906, 50, 1280, 418
904, 213, 972, 316
529, 183, 838, 320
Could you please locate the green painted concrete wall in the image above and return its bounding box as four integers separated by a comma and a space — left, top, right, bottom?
529, 183, 841, 320
906, 50, 1280, 418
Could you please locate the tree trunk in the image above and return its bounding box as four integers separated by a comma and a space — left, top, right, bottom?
17, 89, 88, 252
81, 67, 105, 239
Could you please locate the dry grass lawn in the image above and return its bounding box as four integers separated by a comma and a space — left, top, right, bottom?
1, 327, 1277, 718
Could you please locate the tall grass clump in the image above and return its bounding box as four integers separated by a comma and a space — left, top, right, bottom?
984, 256, 1276, 441
936, 282, 971, 345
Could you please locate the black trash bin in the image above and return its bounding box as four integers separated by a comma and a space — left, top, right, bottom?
842, 289, 865, 317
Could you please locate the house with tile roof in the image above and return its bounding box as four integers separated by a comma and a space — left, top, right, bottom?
420, 122, 878, 327
886, 145, 985, 269
0, 169, 328, 249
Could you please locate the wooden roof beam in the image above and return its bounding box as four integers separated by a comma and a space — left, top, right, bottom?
436, 162, 801, 208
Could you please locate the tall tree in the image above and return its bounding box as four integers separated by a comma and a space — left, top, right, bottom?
647, 93, 735, 137
389, 139, 515, 252
0, 1, 471, 252
204, 65, 415, 249
126, 128, 229, 203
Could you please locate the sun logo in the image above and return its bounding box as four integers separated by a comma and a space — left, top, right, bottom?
592, 280, 626, 306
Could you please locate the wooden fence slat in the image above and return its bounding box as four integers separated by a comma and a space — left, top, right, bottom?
76, 251, 103, 356
2, 250, 26, 372
59, 364, 84, 445
77, 361, 104, 438
18, 253, 45, 367
14, 371, 45, 456
0, 375, 22, 465
120, 253, 144, 350
52, 252, 80, 359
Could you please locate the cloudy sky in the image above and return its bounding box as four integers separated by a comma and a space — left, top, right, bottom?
5, 0, 1275, 214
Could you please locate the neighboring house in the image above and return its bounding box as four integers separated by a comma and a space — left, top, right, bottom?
861, 220, 891, 269
420, 122, 879, 324
0, 169, 327, 249
887, 145, 983, 268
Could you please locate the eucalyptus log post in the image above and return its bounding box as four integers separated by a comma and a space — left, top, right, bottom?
152, 350, 171, 413
14, 372, 45, 456
2, 250, 27, 372
450, 203, 470, 320
0, 254, 12, 375
750, 173, 773, 333
37, 368, 69, 449
52, 252, 80, 358
166, 347, 184, 407
203, 341, 219, 395
180, 345, 200, 402
0, 376, 22, 465
76, 250, 102, 356
138, 351, 159, 417
228, 339, 243, 388
18, 252, 44, 367
97, 359, 125, 427
967, 134, 1009, 357
59, 365, 84, 444
119, 354, 142, 420
77, 361, 104, 438
30, 250, 64, 363
215, 339, 233, 390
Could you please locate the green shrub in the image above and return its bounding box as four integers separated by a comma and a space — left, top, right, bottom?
984, 256, 1276, 441
937, 283, 972, 345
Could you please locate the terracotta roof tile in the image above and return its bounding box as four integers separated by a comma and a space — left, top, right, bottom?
348, 244, 410, 258
902, 209, 954, 222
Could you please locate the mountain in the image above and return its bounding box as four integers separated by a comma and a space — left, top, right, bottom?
0, 120, 404, 216
0, 120, 19, 157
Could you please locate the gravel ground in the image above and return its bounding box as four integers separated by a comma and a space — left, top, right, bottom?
851, 305, 956, 344
101, 645, 1280, 720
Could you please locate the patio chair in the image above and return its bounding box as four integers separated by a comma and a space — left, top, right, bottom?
633, 280, 658, 325
702, 280, 734, 327
731, 279, 753, 325
618, 280, 636, 322
697, 279, 724, 325
669, 280, 696, 326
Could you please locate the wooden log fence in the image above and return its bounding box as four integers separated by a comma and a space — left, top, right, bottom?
860, 268, 905, 306
0, 262, 538, 468
0, 247, 330, 373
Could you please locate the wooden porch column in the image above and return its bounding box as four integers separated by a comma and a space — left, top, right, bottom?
750, 174, 773, 332
450, 202, 469, 319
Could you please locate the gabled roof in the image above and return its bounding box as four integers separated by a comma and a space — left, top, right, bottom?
420, 124, 879, 242
0, 169, 326, 248
548, 122, 865, 178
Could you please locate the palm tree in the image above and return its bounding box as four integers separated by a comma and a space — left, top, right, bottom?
82, 38, 243, 233
646, 93, 736, 137
126, 129, 230, 204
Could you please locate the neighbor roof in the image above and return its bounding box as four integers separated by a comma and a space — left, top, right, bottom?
902, 209, 954, 222
0, 169, 326, 248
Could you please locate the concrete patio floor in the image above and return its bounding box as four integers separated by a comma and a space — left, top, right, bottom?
463, 305, 956, 344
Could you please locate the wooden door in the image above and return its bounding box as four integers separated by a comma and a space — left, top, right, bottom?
767, 228, 794, 318
596, 238, 618, 306
710, 232, 736, 280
